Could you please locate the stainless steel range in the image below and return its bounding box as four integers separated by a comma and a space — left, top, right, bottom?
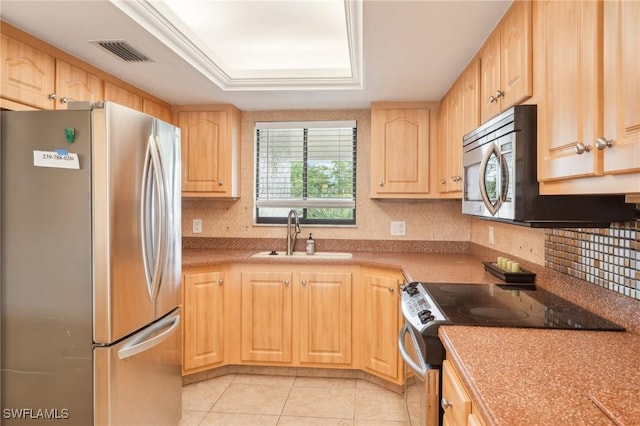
398, 282, 624, 426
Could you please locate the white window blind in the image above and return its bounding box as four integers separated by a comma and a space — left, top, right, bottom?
255, 120, 357, 224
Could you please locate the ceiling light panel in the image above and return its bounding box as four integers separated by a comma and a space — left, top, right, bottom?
112, 0, 363, 91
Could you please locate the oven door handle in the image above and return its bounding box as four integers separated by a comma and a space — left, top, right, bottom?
398, 323, 427, 379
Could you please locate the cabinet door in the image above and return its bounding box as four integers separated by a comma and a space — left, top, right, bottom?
183, 271, 225, 372
1, 34, 55, 109
479, 32, 501, 124
446, 83, 462, 193
241, 271, 292, 363
104, 81, 143, 111
438, 94, 451, 193
538, 0, 602, 182
298, 272, 352, 365
361, 270, 401, 381
143, 98, 173, 123
179, 111, 230, 194
442, 360, 472, 426
460, 59, 481, 137
371, 106, 431, 196
54, 59, 103, 109
500, 0, 532, 109
603, 0, 640, 175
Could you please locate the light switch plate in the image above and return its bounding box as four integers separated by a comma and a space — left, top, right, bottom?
192, 219, 202, 234
390, 221, 406, 236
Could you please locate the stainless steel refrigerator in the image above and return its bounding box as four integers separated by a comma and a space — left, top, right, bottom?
1, 102, 182, 425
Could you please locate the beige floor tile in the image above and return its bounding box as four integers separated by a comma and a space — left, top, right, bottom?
232, 373, 296, 387
212, 383, 290, 415
282, 386, 356, 419
182, 379, 231, 411
354, 420, 411, 426
200, 412, 279, 426
278, 415, 354, 425
355, 389, 409, 423
293, 376, 357, 390
179, 410, 208, 426
356, 379, 387, 392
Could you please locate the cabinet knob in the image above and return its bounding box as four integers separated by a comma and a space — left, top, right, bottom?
378, 181, 384, 187
218, 279, 224, 285
488, 95, 496, 104
441, 398, 453, 411
451, 176, 462, 183
60, 97, 69, 104
440, 179, 446, 185
575, 143, 591, 155
388, 287, 394, 293
595, 138, 613, 150
284, 280, 289, 286
494, 90, 504, 99
48, 93, 57, 101
218, 181, 224, 186
301, 280, 306, 286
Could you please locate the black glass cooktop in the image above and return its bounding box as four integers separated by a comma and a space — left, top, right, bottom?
423, 283, 624, 331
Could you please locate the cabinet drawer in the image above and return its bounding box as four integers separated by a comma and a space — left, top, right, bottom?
442, 360, 471, 426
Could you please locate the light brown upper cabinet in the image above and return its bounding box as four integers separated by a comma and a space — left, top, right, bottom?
537, 0, 640, 194
1, 34, 55, 110
54, 59, 103, 109
479, 0, 532, 124
177, 105, 241, 198
438, 59, 481, 195
143, 98, 173, 124
370, 102, 435, 198
104, 81, 143, 111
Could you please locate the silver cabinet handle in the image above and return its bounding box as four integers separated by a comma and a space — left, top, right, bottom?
441, 398, 453, 411
388, 287, 394, 293
451, 176, 462, 183
378, 181, 384, 187
284, 280, 289, 286
440, 179, 446, 185
301, 280, 306, 286
218, 279, 224, 285
218, 181, 224, 186
595, 138, 613, 150
48, 93, 56, 100
60, 97, 69, 104
575, 143, 591, 155
488, 95, 496, 104
494, 90, 504, 99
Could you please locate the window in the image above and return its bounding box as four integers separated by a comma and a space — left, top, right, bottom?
255, 120, 357, 225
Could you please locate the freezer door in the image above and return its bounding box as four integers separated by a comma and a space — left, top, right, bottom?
93, 103, 157, 344
94, 309, 182, 426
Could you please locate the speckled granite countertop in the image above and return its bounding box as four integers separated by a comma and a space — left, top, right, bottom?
439, 326, 640, 426
182, 248, 498, 284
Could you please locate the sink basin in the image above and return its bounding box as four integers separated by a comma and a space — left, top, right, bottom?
251, 251, 352, 259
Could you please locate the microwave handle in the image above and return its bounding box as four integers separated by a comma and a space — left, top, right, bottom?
478, 143, 502, 216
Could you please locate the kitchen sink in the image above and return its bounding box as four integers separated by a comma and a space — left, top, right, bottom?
250, 251, 352, 259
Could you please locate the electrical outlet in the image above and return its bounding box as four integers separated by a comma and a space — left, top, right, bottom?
192, 219, 202, 234
390, 221, 406, 236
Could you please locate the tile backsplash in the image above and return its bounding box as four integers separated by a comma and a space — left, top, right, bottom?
545, 214, 640, 300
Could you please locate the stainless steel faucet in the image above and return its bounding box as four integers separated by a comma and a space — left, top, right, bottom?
286, 209, 301, 255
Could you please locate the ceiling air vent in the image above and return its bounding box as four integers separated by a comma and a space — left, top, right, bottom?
91, 40, 152, 63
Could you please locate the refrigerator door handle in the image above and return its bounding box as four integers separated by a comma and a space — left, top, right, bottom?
140, 132, 168, 303
153, 133, 171, 297
117, 313, 180, 360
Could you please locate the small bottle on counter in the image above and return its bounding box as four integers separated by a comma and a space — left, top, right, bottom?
306, 233, 315, 255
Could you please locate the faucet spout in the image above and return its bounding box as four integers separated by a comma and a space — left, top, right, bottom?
286, 209, 301, 255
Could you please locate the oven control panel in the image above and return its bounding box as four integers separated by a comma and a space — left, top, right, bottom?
400, 282, 446, 332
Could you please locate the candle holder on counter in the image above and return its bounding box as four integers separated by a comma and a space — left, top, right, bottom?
483, 257, 536, 284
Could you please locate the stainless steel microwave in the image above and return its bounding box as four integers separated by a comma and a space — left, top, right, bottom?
461, 105, 634, 227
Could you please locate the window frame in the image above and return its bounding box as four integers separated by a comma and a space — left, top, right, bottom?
254, 120, 357, 226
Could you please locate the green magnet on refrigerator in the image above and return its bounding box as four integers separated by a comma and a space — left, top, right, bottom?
64, 127, 75, 143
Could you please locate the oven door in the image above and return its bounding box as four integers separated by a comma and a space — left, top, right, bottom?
398, 323, 440, 426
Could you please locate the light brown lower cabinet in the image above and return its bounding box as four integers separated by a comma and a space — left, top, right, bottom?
442, 359, 486, 426
182, 263, 404, 387
182, 269, 226, 374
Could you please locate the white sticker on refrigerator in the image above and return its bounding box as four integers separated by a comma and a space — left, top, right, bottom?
33, 150, 80, 169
